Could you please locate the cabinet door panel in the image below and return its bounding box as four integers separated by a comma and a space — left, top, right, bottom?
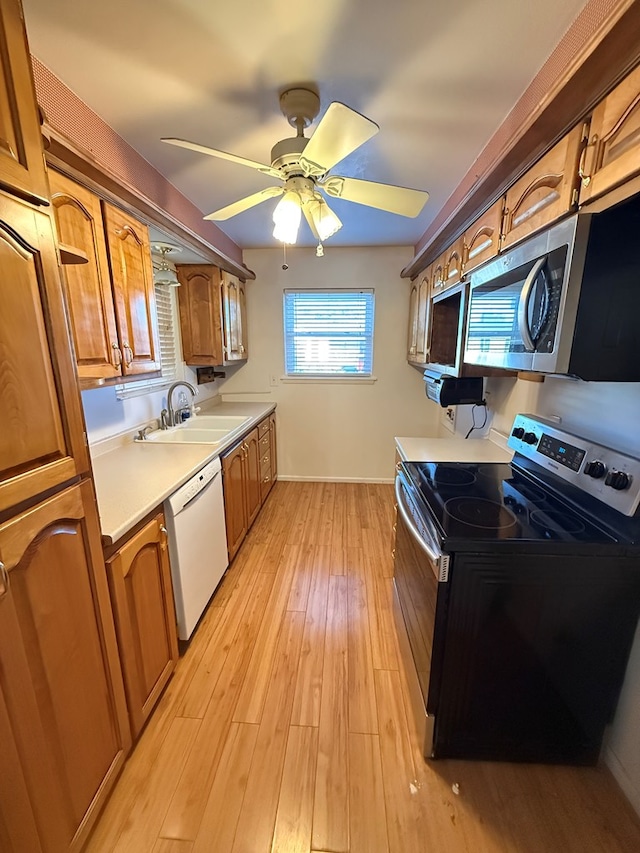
176, 264, 223, 365
244, 428, 261, 528
221, 272, 247, 362
0, 482, 130, 852
406, 279, 419, 359
0, 195, 87, 513
102, 203, 161, 375
443, 236, 464, 290
107, 513, 178, 739
580, 65, 640, 204
49, 171, 121, 381
221, 442, 247, 561
0, 0, 49, 203
269, 413, 277, 484
463, 198, 503, 276
502, 125, 582, 251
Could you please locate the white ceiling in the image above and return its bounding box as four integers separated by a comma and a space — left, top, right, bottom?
23, 0, 588, 250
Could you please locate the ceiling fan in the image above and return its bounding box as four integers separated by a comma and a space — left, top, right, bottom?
162, 87, 429, 245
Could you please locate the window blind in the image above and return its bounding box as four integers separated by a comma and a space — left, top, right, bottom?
115, 284, 180, 398
283, 289, 375, 376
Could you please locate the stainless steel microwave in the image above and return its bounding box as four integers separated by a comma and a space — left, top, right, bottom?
464, 194, 640, 380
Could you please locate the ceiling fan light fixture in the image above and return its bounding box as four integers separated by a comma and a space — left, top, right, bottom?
152, 244, 182, 286
273, 190, 302, 244
307, 197, 342, 241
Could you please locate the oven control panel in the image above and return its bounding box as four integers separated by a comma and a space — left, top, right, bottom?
508, 414, 640, 516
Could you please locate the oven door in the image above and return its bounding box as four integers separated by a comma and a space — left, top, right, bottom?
393, 470, 449, 720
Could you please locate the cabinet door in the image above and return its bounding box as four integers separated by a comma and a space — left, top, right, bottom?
176, 263, 223, 365
407, 278, 420, 360
501, 124, 583, 251
0, 481, 130, 853
102, 202, 162, 376
0, 194, 88, 514
579, 65, 640, 204
258, 422, 272, 502
244, 428, 261, 528
0, 0, 49, 204
442, 236, 464, 290
463, 198, 503, 276
106, 513, 178, 739
431, 253, 446, 296
408, 270, 431, 366
221, 271, 248, 362
221, 441, 247, 562
49, 171, 121, 382
269, 411, 277, 484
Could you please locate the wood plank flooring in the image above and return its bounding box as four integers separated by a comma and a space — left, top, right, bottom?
86, 481, 640, 853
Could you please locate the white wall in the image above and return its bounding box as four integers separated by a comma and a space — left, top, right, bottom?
484, 373, 640, 813
216, 246, 439, 481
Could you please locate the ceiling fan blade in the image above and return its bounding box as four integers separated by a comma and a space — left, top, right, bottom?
320, 175, 429, 217
299, 103, 379, 177
162, 137, 283, 180
203, 186, 283, 221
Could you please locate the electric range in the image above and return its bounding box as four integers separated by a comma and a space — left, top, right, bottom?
393, 414, 640, 764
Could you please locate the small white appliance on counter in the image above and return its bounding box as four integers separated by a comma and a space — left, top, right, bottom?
163, 456, 228, 640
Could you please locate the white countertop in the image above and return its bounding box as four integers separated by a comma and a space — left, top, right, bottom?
91, 401, 275, 546
395, 429, 513, 464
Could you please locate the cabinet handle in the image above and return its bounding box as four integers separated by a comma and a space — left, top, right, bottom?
122, 343, 134, 365
115, 224, 140, 242
0, 562, 9, 600
263, 475, 270, 483
160, 525, 168, 535
578, 134, 597, 187
111, 342, 122, 366
239, 345, 245, 354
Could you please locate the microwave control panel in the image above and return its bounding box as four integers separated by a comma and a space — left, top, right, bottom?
508, 414, 640, 516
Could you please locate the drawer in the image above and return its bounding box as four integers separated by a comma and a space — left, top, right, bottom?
260, 451, 271, 478
258, 417, 270, 438
259, 433, 270, 453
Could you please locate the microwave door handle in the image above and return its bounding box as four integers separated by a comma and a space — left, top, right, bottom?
517, 257, 546, 352
394, 477, 443, 564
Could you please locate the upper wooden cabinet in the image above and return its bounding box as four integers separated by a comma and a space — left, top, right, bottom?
106, 512, 178, 740
102, 201, 162, 376
407, 267, 431, 367
221, 271, 248, 362
0, 481, 130, 853
49, 171, 121, 382
0, 0, 49, 204
579, 64, 640, 205
501, 124, 583, 251
0, 192, 89, 514
463, 198, 503, 276
176, 263, 224, 365
431, 253, 446, 295
442, 236, 464, 290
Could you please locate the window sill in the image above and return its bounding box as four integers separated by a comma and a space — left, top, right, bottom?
280, 375, 377, 385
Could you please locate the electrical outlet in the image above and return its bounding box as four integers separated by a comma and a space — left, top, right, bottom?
442, 406, 456, 433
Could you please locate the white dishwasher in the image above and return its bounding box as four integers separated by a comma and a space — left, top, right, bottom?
164, 457, 229, 640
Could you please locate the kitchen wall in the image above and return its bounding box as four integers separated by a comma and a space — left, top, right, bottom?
483, 373, 640, 814
217, 245, 438, 481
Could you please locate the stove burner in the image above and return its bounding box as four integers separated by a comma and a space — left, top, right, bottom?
507, 480, 547, 504
444, 497, 519, 531
529, 509, 586, 537
431, 467, 477, 487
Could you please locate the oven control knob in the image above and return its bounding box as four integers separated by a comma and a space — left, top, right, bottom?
523, 431, 538, 445
605, 470, 631, 491
511, 427, 525, 439
584, 460, 606, 479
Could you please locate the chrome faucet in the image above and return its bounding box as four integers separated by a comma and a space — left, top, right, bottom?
166, 381, 198, 427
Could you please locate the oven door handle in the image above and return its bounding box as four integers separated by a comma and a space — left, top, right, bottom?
395, 477, 443, 565
517, 256, 546, 352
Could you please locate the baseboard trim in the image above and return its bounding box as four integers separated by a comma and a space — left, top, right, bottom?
604, 745, 640, 818
277, 475, 395, 484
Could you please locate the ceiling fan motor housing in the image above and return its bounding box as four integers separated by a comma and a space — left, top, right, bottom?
270, 136, 310, 176
279, 87, 320, 129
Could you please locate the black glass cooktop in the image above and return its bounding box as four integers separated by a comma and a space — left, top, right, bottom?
402, 461, 620, 546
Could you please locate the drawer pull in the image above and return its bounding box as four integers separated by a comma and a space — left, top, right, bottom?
0, 562, 9, 600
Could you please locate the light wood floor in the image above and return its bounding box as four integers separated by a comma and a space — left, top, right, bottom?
87, 481, 640, 853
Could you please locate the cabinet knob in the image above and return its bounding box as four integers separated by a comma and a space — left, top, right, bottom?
160, 525, 168, 535
0, 562, 9, 600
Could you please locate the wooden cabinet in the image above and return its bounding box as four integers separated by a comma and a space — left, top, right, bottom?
176, 263, 224, 365
269, 411, 277, 484
407, 268, 431, 366
102, 201, 162, 376
258, 415, 277, 502
221, 427, 260, 562
431, 252, 446, 295
0, 481, 131, 853
501, 124, 583, 251
442, 236, 464, 290
221, 271, 248, 362
0, 0, 49, 205
579, 64, 640, 205
106, 512, 178, 739
463, 198, 503, 276
49, 171, 121, 382
0, 191, 89, 514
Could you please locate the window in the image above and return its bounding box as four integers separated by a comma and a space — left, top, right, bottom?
283, 289, 375, 377
115, 284, 181, 398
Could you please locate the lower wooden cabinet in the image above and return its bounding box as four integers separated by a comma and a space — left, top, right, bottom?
221, 427, 261, 562
106, 512, 178, 740
0, 481, 130, 853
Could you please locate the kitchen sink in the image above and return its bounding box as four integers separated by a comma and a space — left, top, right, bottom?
142, 428, 231, 445
181, 415, 251, 431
